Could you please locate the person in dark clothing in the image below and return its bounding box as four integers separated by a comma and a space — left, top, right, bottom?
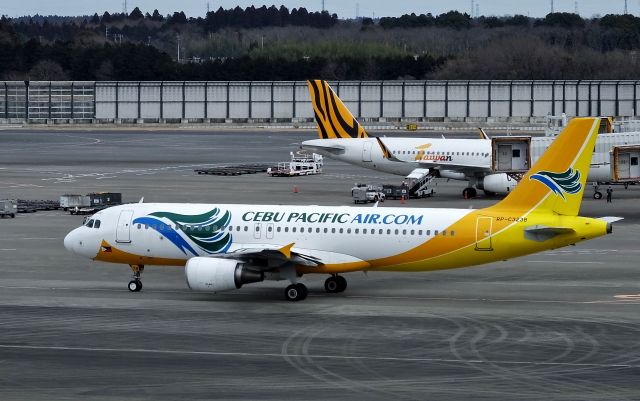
606, 186, 613, 203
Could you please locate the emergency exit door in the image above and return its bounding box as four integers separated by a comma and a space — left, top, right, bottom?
475, 216, 493, 251
116, 210, 134, 243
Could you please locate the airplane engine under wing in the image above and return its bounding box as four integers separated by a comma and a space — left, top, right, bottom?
185, 257, 264, 292
478, 173, 517, 194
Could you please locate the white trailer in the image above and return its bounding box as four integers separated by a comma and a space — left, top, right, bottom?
267, 152, 323, 177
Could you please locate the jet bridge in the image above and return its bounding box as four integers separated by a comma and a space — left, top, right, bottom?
491, 137, 532, 175
610, 145, 640, 181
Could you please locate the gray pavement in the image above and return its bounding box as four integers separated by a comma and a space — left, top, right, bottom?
1, 130, 639, 401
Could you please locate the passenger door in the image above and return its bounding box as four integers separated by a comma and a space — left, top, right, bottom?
116, 210, 134, 243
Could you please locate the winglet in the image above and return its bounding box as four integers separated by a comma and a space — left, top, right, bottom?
307, 80, 369, 139
478, 128, 489, 140
278, 243, 295, 259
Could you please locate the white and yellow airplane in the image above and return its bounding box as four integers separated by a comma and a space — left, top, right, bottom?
64, 117, 619, 301
302, 80, 640, 198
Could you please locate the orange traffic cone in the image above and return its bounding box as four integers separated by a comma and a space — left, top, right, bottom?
401, 195, 405, 204
293, 185, 299, 193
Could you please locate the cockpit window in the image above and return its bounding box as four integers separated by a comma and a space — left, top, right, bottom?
85, 219, 94, 228
94, 220, 101, 229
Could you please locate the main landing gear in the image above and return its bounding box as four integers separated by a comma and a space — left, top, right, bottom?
324, 275, 347, 294
128, 264, 144, 292
284, 283, 308, 301
283, 275, 348, 301
462, 187, 477, 199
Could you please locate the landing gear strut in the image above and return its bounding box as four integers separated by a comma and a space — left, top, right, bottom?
128, 264, 144, 292
284, 283, 308, 301
324, 275, 347, 293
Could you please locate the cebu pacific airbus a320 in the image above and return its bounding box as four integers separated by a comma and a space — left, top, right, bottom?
64, 117, 621, 301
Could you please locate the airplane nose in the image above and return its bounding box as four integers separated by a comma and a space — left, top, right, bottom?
64, 231, 74, 253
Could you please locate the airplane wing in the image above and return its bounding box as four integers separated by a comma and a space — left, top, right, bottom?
213, 243, 323, 267
375, 137, 491, 172
300, 141, 345, 155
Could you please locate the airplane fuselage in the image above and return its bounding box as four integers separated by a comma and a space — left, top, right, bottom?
65, 202, 608, 275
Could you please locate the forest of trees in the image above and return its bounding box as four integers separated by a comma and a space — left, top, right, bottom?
2, 6, 640, 81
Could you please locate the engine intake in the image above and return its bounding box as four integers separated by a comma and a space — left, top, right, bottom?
185, 257, 264, 292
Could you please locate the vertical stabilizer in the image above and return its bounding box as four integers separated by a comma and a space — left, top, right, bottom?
307, 80, 369, 139
491, 117, 600, 216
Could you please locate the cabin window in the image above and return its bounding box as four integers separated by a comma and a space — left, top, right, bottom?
137, 224, 141, 230
145, 224, 149, 230
245, 226, 249, 232
354, 229, 359, 234
410, 229, 414, 235
316, 228, 320, 233
402, 229, 406, 235
324, 228, 328, 233
228, 226, 233, 231
347, 228, 351, 234
308, 227, 313, 233
277, 227, 281, 232
387, 229, 391, 235
395, 229, 399, 235
339, 228, 344, 234
267, 226, 272, 233
442, 230, 446, 236
363, 229, 367, 234
378, 229, 383, 234
285, 227, 289, 233
434, 230, 439, 235
292, 227, 296, 233
450, 230, 455, 236
426, 230, 431, 235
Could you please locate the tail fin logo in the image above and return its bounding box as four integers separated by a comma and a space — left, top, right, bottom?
530, 168, 582, 200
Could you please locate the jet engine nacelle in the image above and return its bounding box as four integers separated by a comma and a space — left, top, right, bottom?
185, 257, 264, 292
478, 173, 517, 194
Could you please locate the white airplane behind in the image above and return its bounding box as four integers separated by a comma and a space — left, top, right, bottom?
301, 80, 640, 198
64, 117, 620, 301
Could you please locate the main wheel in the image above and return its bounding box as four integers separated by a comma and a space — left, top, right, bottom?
336, 276, 347, 293
285, 283, 307, 301
462, 187, 477, 199
324, 276, 340, 293
593, 191, 603, 199
128, 280, 142, 292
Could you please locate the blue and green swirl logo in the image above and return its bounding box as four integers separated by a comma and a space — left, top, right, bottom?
133, 208, 232, 256
530, 168, 582, 200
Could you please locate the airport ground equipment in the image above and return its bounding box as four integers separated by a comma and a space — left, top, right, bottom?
0, 199, 17, 218
194, 163, 272, 176
267, 152, 323, 177
61, 193, 122, 215
351, 183, 385, 204
17, 199, 60, 213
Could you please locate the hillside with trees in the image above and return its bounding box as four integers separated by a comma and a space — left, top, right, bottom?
1, 6, 640, 81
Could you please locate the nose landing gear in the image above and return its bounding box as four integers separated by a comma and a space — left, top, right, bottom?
128, 264, 144, 292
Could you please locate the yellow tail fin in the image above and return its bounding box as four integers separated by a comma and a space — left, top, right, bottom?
491, 117, 600, 216
307, 80, 369, 139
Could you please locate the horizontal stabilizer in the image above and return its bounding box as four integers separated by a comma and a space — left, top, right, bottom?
524, 225, 575, 242
597, 216, 624, 224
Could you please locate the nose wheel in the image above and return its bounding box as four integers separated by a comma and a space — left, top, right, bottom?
324, 275, 347, 293
128, 264, 144, 292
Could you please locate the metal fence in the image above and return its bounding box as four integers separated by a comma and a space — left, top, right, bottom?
1, 80, 639, 123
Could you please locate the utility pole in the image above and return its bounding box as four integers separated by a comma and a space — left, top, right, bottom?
177, 34, 181, 63
475, 3, 480, 17
207, 2, 210, 14
356, 2, 359, 18
551, 0, 554, 13
123, 0, 127, 15
624, 0, 628, 14
471, 0, 474, 17
575, 1, 579, 14
322, 0, 325, 12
